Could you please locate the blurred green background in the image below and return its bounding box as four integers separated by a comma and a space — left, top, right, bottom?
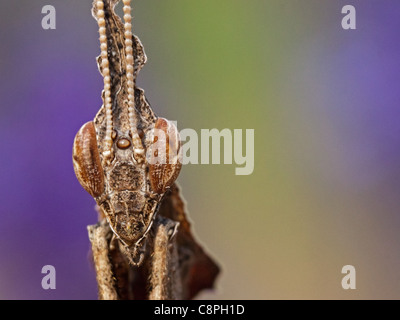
1, 0, 400, 299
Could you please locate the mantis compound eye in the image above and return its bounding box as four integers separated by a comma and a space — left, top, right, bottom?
72, 121, 105, 198
148, 118, 182, 194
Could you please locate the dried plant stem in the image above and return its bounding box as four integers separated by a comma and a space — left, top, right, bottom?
149, 217, 182, 300
88, 217, 182, 300
88, 221, 118, 300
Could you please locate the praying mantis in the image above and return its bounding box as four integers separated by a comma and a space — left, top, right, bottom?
72, 0, 219, 300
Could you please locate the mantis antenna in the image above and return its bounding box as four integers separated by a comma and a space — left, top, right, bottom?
123, 0, 145, 161
96, 0, 113, 161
